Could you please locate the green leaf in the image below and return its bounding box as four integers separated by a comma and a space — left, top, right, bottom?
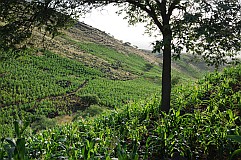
1, 137, 4, 144
231, 149, 241, 160
175, 109, 180, 117
15, 138, 26, 160
20, 121, 30, 136
4, 144, 15, 159
227, 135, 241, 143
0, 148, 4, 160
14, 121, 20, 138
5, 138, 16, 147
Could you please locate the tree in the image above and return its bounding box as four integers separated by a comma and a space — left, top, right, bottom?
85, 0, 241, 112
0, 0, 91, 50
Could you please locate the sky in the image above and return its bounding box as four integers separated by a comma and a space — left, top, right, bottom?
79, 4, 158, 50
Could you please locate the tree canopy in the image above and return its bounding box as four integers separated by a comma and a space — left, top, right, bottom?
0, 0, 92, 49
92, 0, 241, 66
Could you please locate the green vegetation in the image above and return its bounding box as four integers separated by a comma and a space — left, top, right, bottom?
0, 47, 163, 137
0, 49, 102, 106
227, 135, 241, 159
1, 64, 241, 159
1, 1, 240, 159
63, 37, 162, 79
173, 54, 214, 79
76, 78, 160, 108
1, 38, 207, 138
1, 29, 239, 159
172, 65, 241, 113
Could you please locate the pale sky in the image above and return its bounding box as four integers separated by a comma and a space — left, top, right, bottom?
79, 4, 158, 50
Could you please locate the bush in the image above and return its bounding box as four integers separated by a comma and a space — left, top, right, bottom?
144, 63, 154, 72
83, 105, 104, 118
172, 76, 181, 86
111, 60, 122, 69
79, 94, 100, 106
31, 115, 57, 133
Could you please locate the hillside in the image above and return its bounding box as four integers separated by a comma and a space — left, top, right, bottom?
0, 22, 214, 137
32, 22, 212, 80
1, 63, 241, 160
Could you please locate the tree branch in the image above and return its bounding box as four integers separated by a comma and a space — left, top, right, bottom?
168, 0, 180, 17
125, 0, 164, 32
159, 0, 167, 18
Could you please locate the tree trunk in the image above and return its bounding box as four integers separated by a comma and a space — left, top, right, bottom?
160, 27, 172, 113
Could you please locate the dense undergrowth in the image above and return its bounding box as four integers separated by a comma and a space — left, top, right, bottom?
1, 64, 241, 159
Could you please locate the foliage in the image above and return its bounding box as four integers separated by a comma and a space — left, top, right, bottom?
1, 64, 241, 159
227, 135, 241, 160
31, 116, 57, 133
63, 38, 161, 77
0, 120, 29, 160
172, 54, 214, 79
73, 104, 106, 119
2, 0, 237, 112
0, 48, 101, 137
172, 64, 241, 113
143, 63, 154, 72
79, 94, 100, 106
111, 0, 241, 67
0, 0, 92, 50
178, 1, 241, 68
77, 77, 160, 108
1, 1, 240, 158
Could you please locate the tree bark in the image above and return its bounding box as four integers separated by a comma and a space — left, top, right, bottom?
160, 26, 172, 113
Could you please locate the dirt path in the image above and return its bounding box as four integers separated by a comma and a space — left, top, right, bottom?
37, 79, 89, 102
1, 79, 89, 109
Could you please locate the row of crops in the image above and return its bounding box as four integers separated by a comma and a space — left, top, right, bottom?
172, 64, 241, 113
0, 49, 102, 106
1, 64, 241, 159
0, 48, 163, 137
76, 78, 160, 108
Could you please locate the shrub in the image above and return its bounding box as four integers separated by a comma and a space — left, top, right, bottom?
144, 63, 154, 72
31, 116, 57, 133
79, 94, 100, 106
